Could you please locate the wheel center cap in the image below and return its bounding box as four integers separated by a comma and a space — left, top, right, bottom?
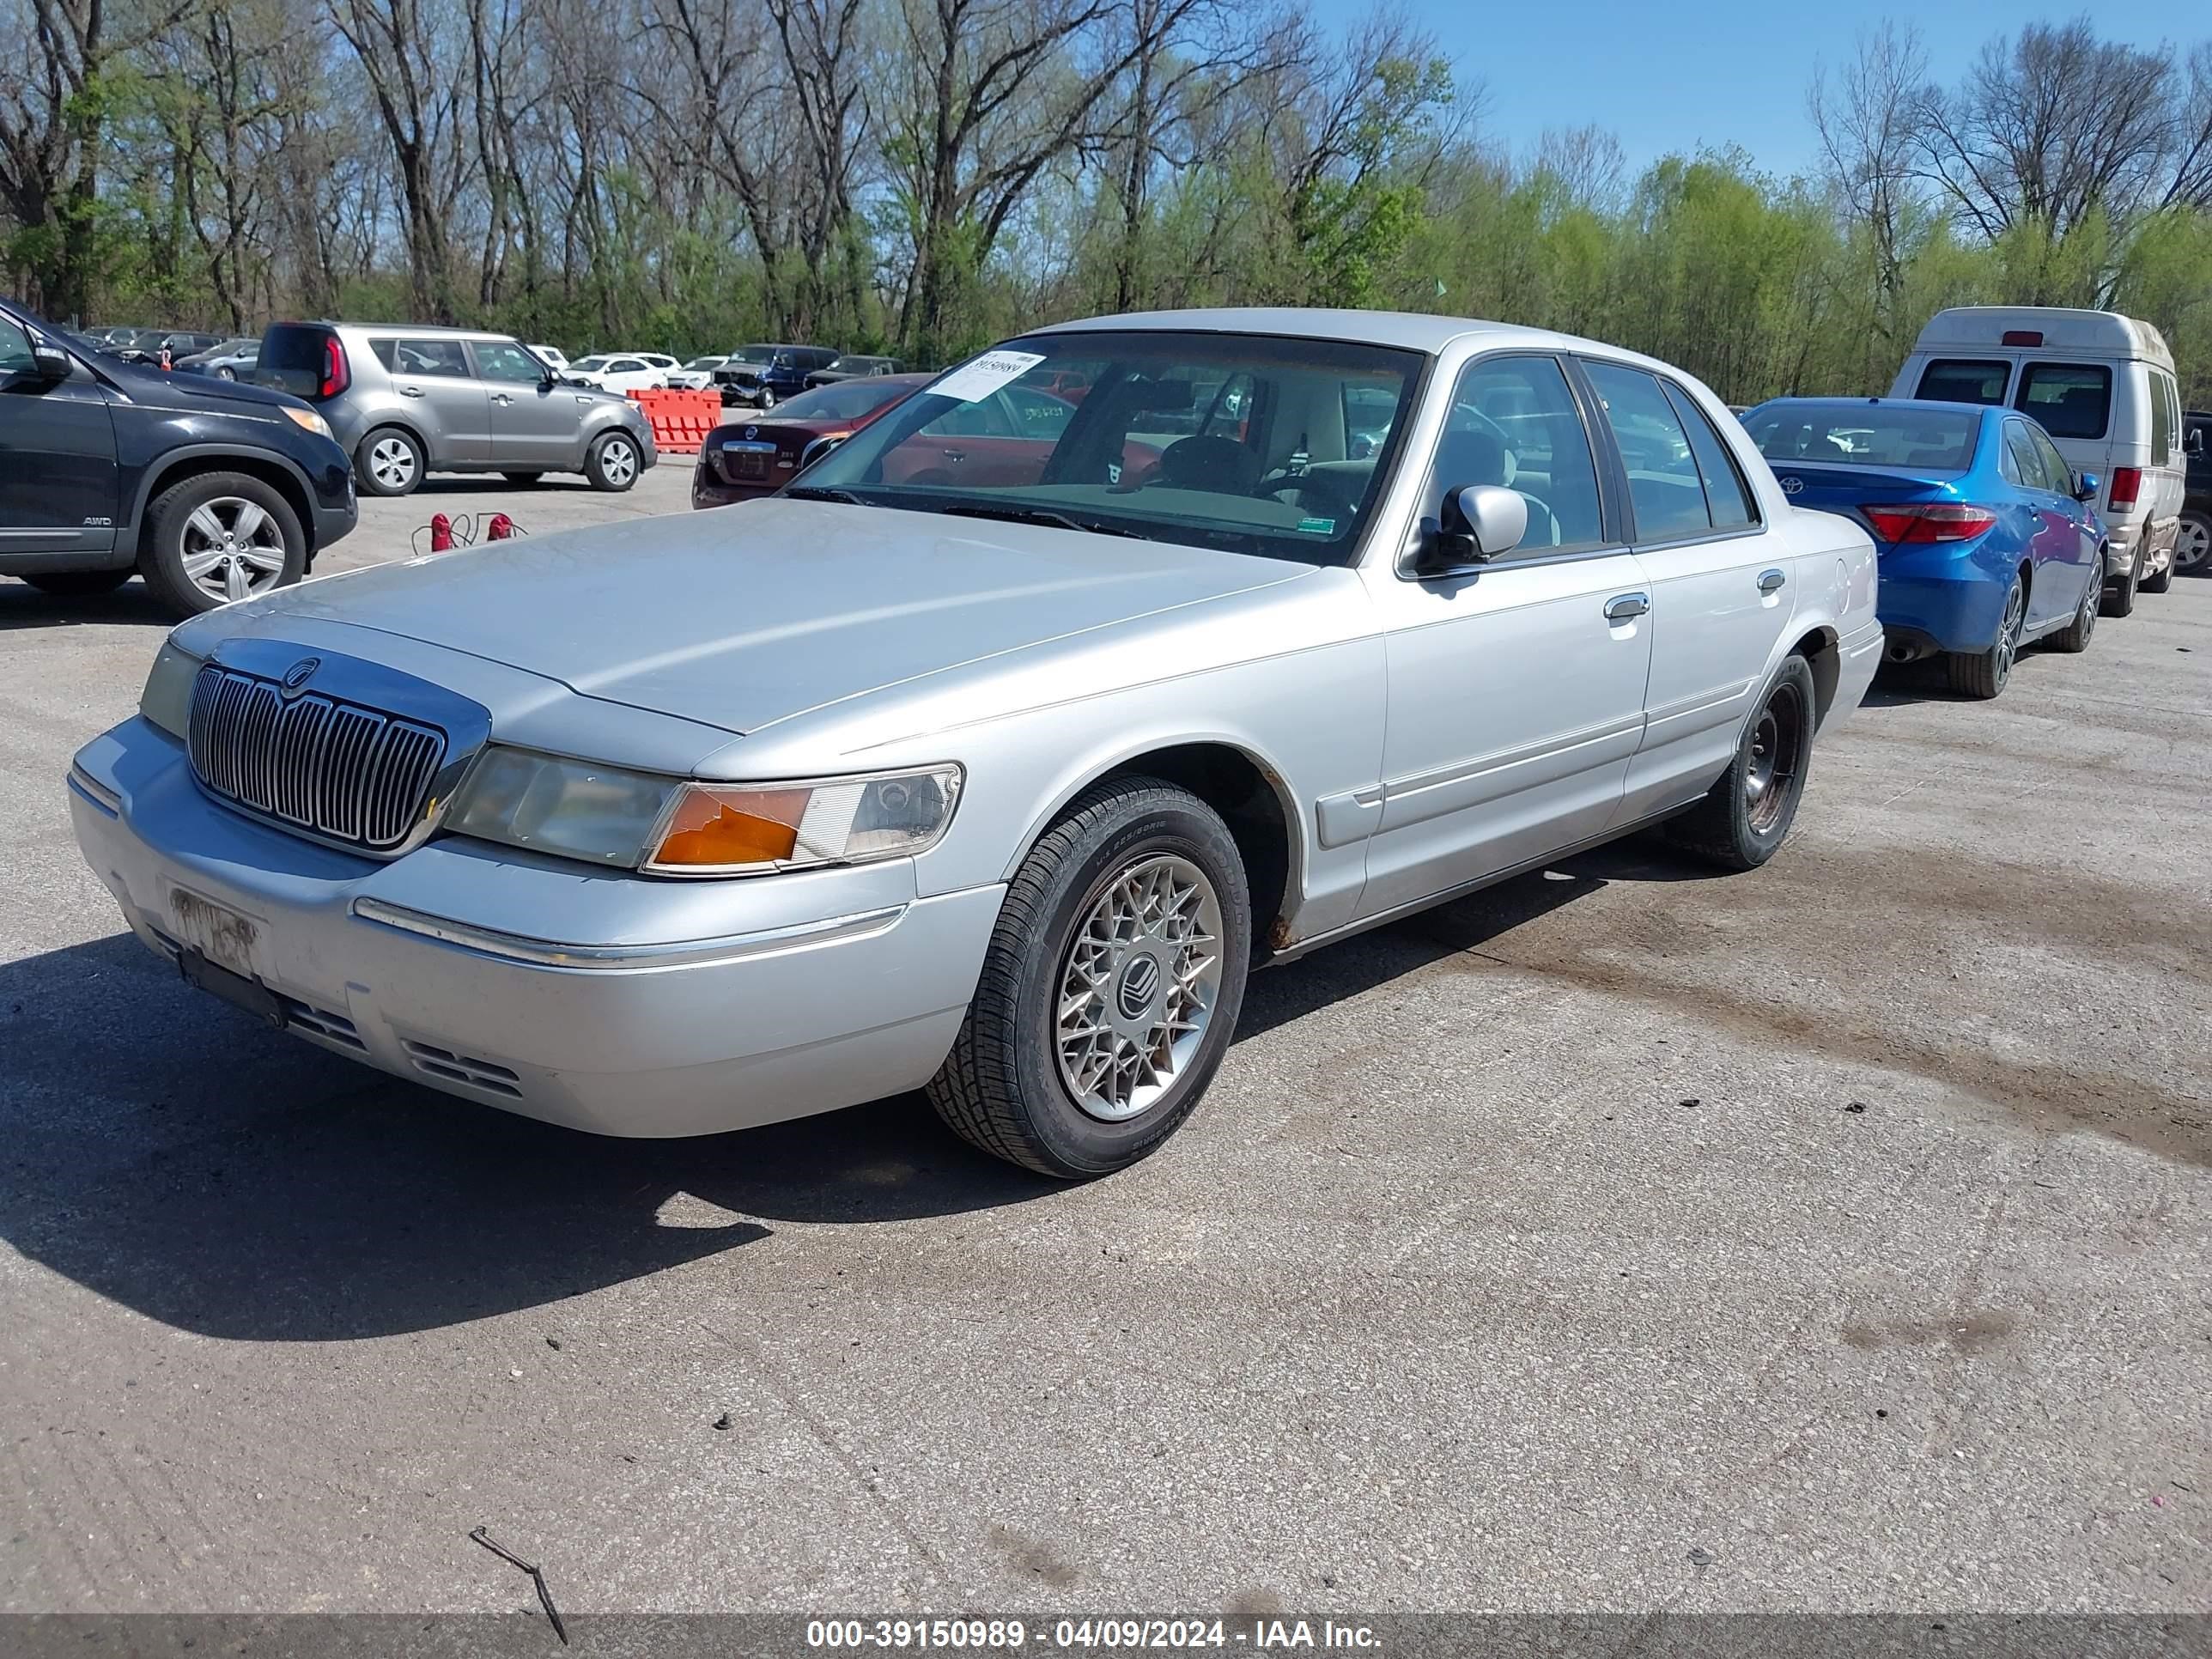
1115, 953, 1163, 1021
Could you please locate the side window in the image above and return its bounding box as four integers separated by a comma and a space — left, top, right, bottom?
2027, 427, 2075, 495
1004, 384, 1075, 439
609, 358, 644, 374
1583, 360, 1709, 542
383, 337, 470, 377
0, 315, 35, 374
1918, 359, 2010, 404
918, 396, 1012, 439
1429, 355, 1604, 551
473, 341, 546, 384
1998, 423, 2031, 487
2014, 363, 2110, 440
1662, 381, 1759, 529
2148, 371, 2175, 465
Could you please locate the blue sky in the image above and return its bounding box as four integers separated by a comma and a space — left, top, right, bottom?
1308, 1, 2196, 179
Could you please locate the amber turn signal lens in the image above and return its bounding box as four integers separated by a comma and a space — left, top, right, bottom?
653, 787, 811, 866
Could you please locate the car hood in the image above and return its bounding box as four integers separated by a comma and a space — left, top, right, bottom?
104, 357, 309, 415
207, 498, 1310, 737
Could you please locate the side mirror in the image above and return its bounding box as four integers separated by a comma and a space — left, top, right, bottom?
2075, 472, 2100, 503
30, 343, 71, 381
1417, 484, 1528, 576
2187, 428, 2205, 456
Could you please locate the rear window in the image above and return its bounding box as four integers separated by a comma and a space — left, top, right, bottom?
1917, 360, 2010, 405
1745, 404, 1980, 474
256, 324, 336, 397
2014, 363, 2110, 440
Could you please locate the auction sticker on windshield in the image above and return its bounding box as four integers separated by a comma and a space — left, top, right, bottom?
932, 349, 1046, 403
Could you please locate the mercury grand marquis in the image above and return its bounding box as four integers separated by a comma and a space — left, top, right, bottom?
68, 309, 1884, 1179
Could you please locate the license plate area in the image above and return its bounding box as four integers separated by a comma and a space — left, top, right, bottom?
723, 441, 775, 481
170, 886, 259, 978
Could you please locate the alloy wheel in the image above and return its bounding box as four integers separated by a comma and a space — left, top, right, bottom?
600, 437, 638, 487
179, 497, 288, 605
1054, 854, 1224, 1123
1743, 681, 1806, 836
2178, 517, 2211, 573
1993, 580, 2025, 690
368, 435, 417, 491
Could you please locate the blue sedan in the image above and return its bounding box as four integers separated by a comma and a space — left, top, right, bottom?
1741, 398, 2104, 698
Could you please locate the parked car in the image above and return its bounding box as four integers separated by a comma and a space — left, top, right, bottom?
116, 331, 222, 367
70, 309, 1881, 1178
562, 353, 668, 397
1889, 307, 2185, 612
665, 355, 728, 391
255, 321, 655, 496
714, 343, 837, 408
2179, 410, 2210, 577
527, 344, 568, 374
692, 373, 933, 507
173, 338, 260, 380
0, 297, 354, 615
803, 353, 903, 389
1743, 398, 2101, 697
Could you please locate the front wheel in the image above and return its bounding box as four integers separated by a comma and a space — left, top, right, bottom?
1664, 654, 1816, 872
927, 777, 1252, 1179
1946, 574, 2025, 698
585, 430, 641, 492
215, 366, 236, 381
137, 471, 306, 616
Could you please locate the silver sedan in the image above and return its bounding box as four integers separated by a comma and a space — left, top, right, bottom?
69, 309, 1883, 1177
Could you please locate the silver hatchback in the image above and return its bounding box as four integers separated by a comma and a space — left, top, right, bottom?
256, 322, 655, 496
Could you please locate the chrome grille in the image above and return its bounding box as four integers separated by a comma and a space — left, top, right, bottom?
188, 665, 447, 852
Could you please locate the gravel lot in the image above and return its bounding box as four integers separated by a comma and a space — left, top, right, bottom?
2, 475, 2208, 1618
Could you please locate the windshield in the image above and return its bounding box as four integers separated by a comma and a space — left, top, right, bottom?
799, 331, 1425, 565
769, 379, 917, 423
729, 345, 775, 364
1744, 403, 1981, 474
684, 356, 722, 370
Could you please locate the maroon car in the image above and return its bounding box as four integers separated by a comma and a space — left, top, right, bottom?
691, 373, 933, 507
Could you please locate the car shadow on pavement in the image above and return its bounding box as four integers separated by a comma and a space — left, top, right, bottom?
0, 579, 173, 631
0, 931, 1056, 1344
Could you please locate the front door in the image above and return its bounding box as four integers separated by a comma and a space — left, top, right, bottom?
1356, 352, 1652, 919
0, 317, 118, 555
377, 335, 490, 465
2010, 419, 2101, 624
1577, 359, 1799, 823
473, 338, 582, 471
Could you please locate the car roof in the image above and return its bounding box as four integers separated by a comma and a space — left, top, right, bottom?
305, 320, 515, 341
1910, 305, 2172, 366
1028, 306, 1679, 366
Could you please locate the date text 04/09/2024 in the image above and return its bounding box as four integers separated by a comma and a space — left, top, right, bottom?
805, 1619, 1382, 1650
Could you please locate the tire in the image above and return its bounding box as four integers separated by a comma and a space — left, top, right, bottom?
2178, 511, 2212, 576
19, 568, 132, 598
2101, 551, 2138, 617
137, 471, 306, 616
215, 367, 236, 381
1664, 653, 1817, 872
758, 389, 777, 410
927, 777, 1253, 1179
1946, 574, 2025, 699
501, 471, 544, 486
356, 427, 424, 497
585, 430, 641, 492
2139, 545, 2173, 595
2047, 561, 2100, 653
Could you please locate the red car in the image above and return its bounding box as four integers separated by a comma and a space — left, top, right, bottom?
692, 373, 933, 507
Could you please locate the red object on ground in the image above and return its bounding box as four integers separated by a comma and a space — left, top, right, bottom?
429, 513, 453, 552
486, 513, 515, 541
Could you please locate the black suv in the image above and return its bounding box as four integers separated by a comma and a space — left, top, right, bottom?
713, 343, 838, 409
2181, 410, 2209, 577
0, 299, 356, 615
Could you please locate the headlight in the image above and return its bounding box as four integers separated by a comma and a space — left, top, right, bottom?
447, 748, 678, 866
140, 640, 205, 737
282, 405, 334, 441
645, 766, 963, 876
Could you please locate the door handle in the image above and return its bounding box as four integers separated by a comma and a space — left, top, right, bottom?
1758, 568, 1787, 594
491, 393, 512, 405
1603, 592, 1650, 623
399, 385, 425, 398
942, 449, 966, 463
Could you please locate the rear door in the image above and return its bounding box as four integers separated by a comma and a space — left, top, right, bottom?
473, 337, 580, 470
0, 316, 118, 554
1579, 359, 1794, 823
373, 336, 490, 464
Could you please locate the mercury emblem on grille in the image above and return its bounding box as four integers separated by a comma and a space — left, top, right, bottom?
280, 656, 322, 698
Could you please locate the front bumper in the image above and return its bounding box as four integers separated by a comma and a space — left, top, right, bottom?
69, 718, 1003, 1138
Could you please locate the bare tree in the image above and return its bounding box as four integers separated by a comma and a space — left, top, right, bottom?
1809, 21, 1925, 307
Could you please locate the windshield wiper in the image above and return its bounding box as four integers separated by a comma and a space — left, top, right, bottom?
938, 503, 1141, 538
784, 484, 873, 506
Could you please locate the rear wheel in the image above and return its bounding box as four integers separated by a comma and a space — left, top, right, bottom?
2177, 512, 2211, 575
2047, 561, 2100, 653
927, 778, 1251, 1179
2139, 544, 2173, 594
1947, 574, 2025, 698
356, 427, 424, 497
2101, 552, 2138, 617
1664, 654, 1815, 872
20, 568, 131, 598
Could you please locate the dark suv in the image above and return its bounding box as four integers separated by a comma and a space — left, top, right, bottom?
713, 343, 837, 409
2180, 410, 2209, 577
0, 298, 356, 615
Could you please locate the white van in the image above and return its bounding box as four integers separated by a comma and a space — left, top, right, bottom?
1890, 307, 2187, 611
